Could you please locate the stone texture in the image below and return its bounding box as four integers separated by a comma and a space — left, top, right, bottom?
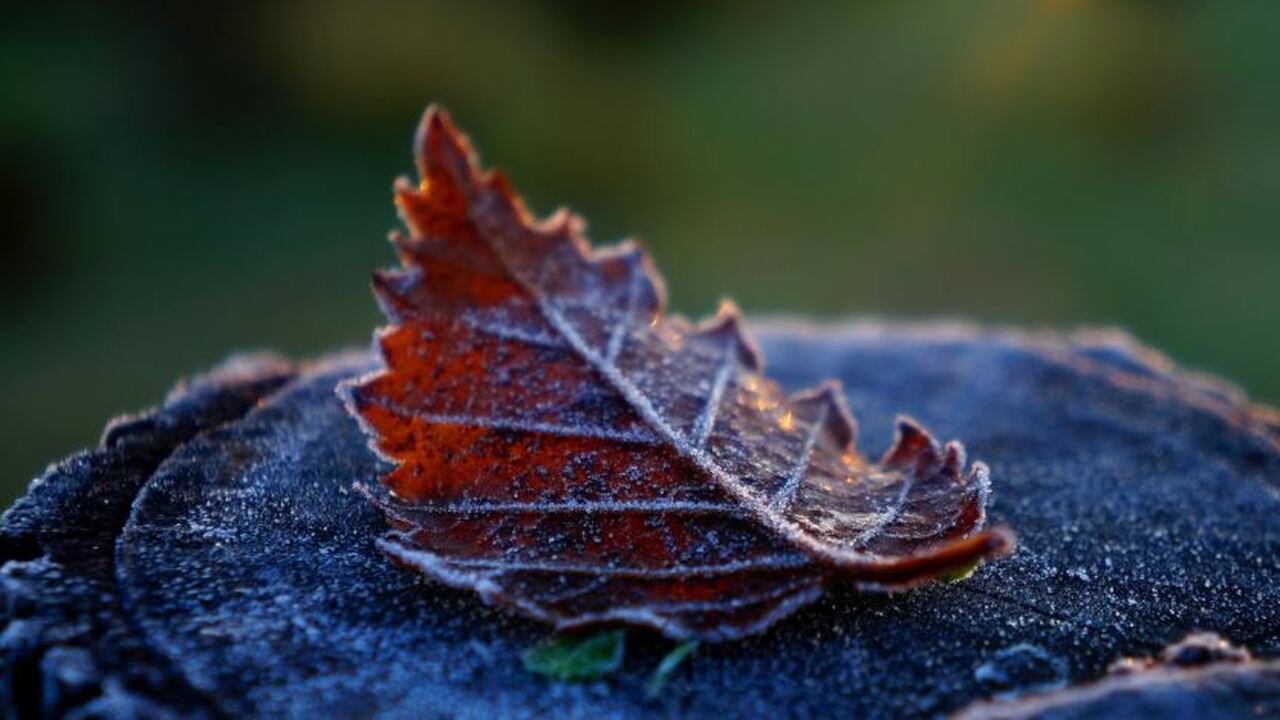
1, 353, 296, 718
4, 322, 1279, 718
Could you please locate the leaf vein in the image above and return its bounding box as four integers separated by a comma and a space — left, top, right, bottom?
771, 403, 829, 513
366, 399, 658, 444
691, 337, 737, 449
384, 500, 745, 516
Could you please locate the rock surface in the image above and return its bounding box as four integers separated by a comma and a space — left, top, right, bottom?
1, 354, 297, 718
3, 321, 1279, 718
956, 632, 1280, 719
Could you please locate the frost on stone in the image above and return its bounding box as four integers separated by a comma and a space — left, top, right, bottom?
956, 633, 1277, 720
340, 106, 1013, 641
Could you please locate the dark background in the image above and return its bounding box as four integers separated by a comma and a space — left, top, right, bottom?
3, 1, 1278, 505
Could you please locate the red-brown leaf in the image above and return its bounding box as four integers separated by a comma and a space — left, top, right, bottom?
341, 106, 1014, 641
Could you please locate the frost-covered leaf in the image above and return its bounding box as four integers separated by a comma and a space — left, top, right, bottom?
522, 630, 626, 682
341, 106, 1013, 641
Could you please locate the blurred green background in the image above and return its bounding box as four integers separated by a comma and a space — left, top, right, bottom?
3, 0, 1279, 505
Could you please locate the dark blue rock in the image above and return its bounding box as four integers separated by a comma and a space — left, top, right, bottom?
5, 323, 1279, 718
1, 353, 295, 718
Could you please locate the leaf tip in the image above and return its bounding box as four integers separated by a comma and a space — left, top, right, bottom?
369, 267, 418, 322
790, 381, 858, 450
881, 416, 944, 470
983, 524, 1017, 558
694, 300, 762, 371
414, 104, 476, 185
595, 239, 667, 318
943, 440, 967, 476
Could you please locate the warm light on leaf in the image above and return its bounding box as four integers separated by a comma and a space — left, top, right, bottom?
341, 106, 1014, 641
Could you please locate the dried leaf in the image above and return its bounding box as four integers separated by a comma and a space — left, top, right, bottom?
341, 106, 1013, 641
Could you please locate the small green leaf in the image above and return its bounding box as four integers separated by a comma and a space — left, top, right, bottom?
939, 558, 983, 583
522, 629, 626, 681
646, 639, 700, 698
